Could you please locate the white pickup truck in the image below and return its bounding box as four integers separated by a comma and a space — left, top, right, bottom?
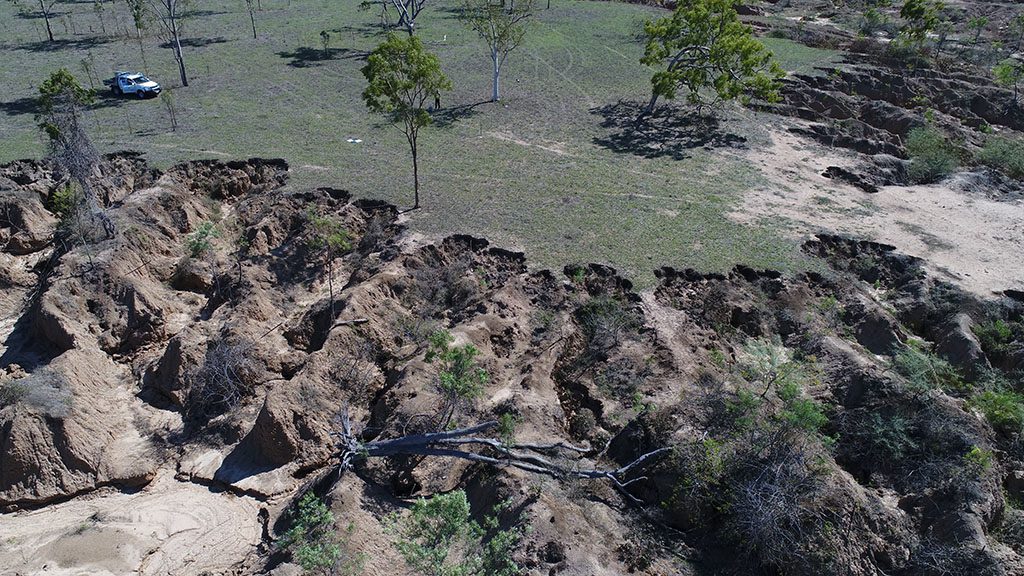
107, 72, 162, 99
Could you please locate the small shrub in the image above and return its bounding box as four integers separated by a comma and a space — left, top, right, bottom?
497, 412, 520, 446
426, 330, 488, 426
862, 412, 917, 461
963, 445, 994, 475
0, 379, 29, 408
978, 136, 1024, 179
973, 318, 1021, 361
576, 296, 639, 358
971, 389, 1024, 435
859, 7, 890, 36
278, 492, 361, 575
186, 221, 220, 258
0, 368, 72, 418
595, 357, 652, 403
47, 182, 80, 220
187, 340, 256, 420
905, 125, 958, 184
892, 342, 964, 392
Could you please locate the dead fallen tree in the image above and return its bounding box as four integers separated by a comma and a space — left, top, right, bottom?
332, 409, 671, 501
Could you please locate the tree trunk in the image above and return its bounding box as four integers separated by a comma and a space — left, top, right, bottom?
169, 1, 189, 86
492, 54, 501, 102
639, 91, 659, 122
40, 0, 54, 41
327, 253, 335, 317
411, 143, 420, 209
249, 9, 257, 39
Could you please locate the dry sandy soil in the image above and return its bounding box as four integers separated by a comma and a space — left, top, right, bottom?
0, 471, 264, 576
735, 127, 1024, 299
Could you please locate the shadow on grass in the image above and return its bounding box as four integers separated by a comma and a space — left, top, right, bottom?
432, 100, 488, 128
590, 100, 746, 160
160, 36, 229, 49
16, 35, 114, 52
276, 46, 368, 68
0, 96, 37, 117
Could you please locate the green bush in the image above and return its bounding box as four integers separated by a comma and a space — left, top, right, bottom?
892, 342, 964, 392
963, 445, 994, 475
905, 125, 958, 184
186, 221, 220, 258
971, 389, 1024, 435
387, 490, 524, 576
47, 182, 80, 220
0, 379, 29, 408
426, 330, 488, 427
978, 136, 1024, 179
278, 492, 361, 575
973, 318, 1021, 360
862, 412, 917, 460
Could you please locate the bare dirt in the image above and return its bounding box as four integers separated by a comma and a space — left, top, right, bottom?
734, 126, 1024, 298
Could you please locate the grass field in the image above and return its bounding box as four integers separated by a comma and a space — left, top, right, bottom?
0, 0, 840, 286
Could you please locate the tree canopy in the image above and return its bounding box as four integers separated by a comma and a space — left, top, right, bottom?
640, 0, 783, 116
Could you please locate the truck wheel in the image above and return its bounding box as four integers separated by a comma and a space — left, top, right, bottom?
113, 86, 122, 96
137, 91, 146, 99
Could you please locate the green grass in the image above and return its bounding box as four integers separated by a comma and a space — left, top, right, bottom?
0, 0, 827, 287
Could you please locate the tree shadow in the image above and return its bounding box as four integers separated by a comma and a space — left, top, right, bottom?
159, 36, 229, 49
17, 35, 114, 52
590, 100, 747, 160
276, 46, 368, 68
432, 100, 487, 128
0, 96, 38, 117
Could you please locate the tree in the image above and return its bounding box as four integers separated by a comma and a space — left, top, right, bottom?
147, 0, 190, 86
12, 0, 61, 42
362, 34, 451, 210
242, 0, 257, 39
425, 330, 488, 428
36, 69, 113, 239
639, 0, 783, 118
124, 0, 150, 67
898, 0, 944, 50
994, 57, 1024, 109
387, 491, 524, 576
360, 0, 427, 35
459, 0, 534, 102
305, 207, 351, 317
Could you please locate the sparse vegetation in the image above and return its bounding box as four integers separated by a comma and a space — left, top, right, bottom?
0, 369, 73, 418
186, 339, 257, 420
